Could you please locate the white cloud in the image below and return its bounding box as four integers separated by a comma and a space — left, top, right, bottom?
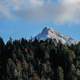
62, 0, 80, 4
59, 0, 80, 23
0, 3, 13, 19
0, 0, 80, 23
30, 0, 44, 7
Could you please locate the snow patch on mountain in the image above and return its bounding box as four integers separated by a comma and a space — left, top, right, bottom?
34, 27, 77, 45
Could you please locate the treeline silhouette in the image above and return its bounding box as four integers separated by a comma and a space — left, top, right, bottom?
0, 37, 80, 80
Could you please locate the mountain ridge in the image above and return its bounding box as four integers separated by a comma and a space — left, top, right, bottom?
34, 27, 77, 45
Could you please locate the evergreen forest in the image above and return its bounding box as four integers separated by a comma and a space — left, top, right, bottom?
0, 37, 80, 80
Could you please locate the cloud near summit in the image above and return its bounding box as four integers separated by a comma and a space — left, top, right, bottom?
0, 0, 80, 23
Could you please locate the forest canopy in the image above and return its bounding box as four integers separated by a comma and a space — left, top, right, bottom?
0, 37, 80, 80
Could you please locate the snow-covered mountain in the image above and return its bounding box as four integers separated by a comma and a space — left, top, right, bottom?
34, 27, 77, 45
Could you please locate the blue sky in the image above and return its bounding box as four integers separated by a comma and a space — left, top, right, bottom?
0, 0, 80, 42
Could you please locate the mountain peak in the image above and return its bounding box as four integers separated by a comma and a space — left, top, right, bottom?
42, 27, 48, 31
41, 27, 48, 34
42, 27, 51, 33
34, 27, 76, 45
42, 27, 57, 35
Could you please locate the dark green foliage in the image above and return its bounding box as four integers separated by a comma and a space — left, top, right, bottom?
0, 37, 80, 80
